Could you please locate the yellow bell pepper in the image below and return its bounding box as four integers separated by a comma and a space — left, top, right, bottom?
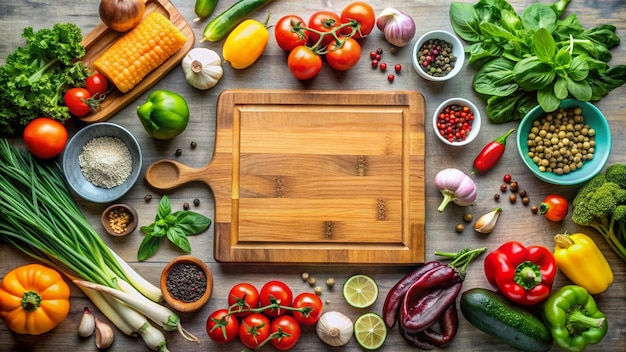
222, 17, 269, 70
553, 232, 613, 294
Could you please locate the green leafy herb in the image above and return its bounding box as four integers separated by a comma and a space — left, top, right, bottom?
450, 0, 626, 123
138, 195, 211, 261
0, 23, 89, 135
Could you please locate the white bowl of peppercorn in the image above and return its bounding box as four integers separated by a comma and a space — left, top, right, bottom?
412, 30, 465, 81
433, 97, 481, 146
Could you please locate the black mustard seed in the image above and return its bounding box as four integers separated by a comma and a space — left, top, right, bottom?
166, 262, 207, 303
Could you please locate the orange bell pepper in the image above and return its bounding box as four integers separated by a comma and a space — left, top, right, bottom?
553, 233, 613, 294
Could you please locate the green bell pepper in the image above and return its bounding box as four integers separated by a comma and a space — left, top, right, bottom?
542, 285, 607, 352
137, 90, 190, 140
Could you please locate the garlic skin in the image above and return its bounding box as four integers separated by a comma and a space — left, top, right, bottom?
78, 306, 96, 337
376, 8, 416, 47
95, 317, 115, 350
474, 207, 502, 234
181, 48, 223, 90
316, 311, 353, 347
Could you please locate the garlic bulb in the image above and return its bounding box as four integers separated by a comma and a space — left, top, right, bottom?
474, 207, 502, 234
316, 311, 353, 347
78, 306, 96, 337
181, 48, 223, 90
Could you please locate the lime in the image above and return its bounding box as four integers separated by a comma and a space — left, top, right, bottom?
342, 274, 378, 308
354, 312, 387, 350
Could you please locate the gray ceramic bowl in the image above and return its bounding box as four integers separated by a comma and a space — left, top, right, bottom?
62, 122, 142, 203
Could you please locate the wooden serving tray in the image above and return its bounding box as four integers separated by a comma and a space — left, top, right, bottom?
145, 90, 426, 264
78, 0, 193, 123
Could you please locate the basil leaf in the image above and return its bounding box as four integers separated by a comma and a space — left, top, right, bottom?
485, 92, 536, 123
473, 58, 518, 96
513, 57, 555, 90
450, 2, 482, 42
537, 85, 560, 112
553, 77, 569, 100
467, 41, 503, 64
140, 223, 155, 235
554, 47, 571, 67
568, 56, 590, 81
137, 234, 162, 261
531, 28, 556, 62
157, 195, 171, 220
501, 9, 522, 32
520, 3, 557, 32
167, 226, 191, 253
567, 78, 592, 101
173, 211, 212, 234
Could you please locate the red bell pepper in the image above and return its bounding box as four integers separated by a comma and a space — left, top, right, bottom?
483, 241, 556, 305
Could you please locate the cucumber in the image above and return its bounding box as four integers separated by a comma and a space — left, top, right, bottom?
194, 0, 219, 22
459, 288, 552, 352
202, 0, 274, 42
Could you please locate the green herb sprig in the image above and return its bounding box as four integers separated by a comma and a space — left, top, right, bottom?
138, 195, 211, 261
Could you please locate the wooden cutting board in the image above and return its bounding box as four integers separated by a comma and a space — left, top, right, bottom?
145, 90, 426, 264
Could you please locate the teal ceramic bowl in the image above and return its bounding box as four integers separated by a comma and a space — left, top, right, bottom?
516, 99, 611, 185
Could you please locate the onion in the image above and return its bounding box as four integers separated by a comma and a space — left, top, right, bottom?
99, 0, 146, 32
376, 8, 416, 47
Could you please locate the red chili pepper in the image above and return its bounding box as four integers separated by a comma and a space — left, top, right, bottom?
483, 241, 557, 305
472, 128, 515, 174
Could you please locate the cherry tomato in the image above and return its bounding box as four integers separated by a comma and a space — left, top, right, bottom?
22, 117, 68, 159
259, 280, 293, 317
539, 194, 569, 222
287, 46, 323, 80
239, 313, 271, 349
340, 1, 376, 39
291, 292, 323, 326
326, 37, 362, 71
227, 282, 259, 317
64, 87, 93, 117
206, 309, 239, 344
275, 15, 309, 51
85, 73, 109, 96
307, 10, 341, 47
270, 315, 301, 351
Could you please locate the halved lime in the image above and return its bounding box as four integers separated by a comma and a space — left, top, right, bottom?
354, 312, 387, 350
342, 274, 379, 308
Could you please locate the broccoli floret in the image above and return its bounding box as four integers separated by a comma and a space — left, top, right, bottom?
571, 163, 626, 262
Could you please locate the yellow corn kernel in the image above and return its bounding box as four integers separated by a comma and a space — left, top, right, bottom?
94, 12, 187, 93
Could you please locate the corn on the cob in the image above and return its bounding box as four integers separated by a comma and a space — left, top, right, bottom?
94, 12, 187, 93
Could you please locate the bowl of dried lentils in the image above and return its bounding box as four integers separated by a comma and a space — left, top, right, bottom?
62, 122, 142, 203
412, 30, 465, 82
516, 99, 611, 185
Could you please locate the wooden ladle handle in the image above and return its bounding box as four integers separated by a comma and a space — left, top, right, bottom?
144, 159, 209, 191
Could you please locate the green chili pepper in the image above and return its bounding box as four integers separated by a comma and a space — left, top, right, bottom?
137, 90, 190, 140
542, 285, 607, 352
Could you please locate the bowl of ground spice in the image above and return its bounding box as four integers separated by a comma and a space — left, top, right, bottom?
62, 122, 142, 203
160, 255, 213, 313
412, 30, 465, 82
101, 203, 138, 236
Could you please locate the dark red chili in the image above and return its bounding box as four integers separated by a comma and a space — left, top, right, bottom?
399, 325, 436, 350
422, 303, 458, 346
400, 282, 462, 333
382, 261, 443, 328
472, 128, 515, 174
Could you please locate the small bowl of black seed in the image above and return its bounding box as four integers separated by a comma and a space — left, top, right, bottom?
412, 30, 465, 82
160, 255, 213, 313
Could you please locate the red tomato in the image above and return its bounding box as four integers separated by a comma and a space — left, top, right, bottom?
326, 37, 362, 71
270, 315, 301, 351
22, 117, 68, 159
206, 309, 239, 344
540, 194, 569, 221
287, 46, 323, 80
307, 10, 341, 47
274, 15, 309, 51
85, 73, 109, 96
239, 313, 271, 349
340, 1, 376, 39
259, 280, 293, 317
64, 87, 93, 117
291, 292, 324, 326
227, 282, 259, 317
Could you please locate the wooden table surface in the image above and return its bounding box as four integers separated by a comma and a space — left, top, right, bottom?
1, 0, 625, 351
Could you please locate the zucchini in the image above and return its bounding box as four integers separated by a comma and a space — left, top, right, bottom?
202, 0, 274, 42
460, 288, 552, 352
194, 0, 219, 22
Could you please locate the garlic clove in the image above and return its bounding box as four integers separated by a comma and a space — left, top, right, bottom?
78, 306, 96, 337
474, 208, 502, 234
95, 317, 115, 350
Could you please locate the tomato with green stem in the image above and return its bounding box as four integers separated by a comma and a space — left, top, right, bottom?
239, 313, 271, 349
291, 292, 323, 326
206, 308, 239, 344
85, 73, 109, 96
22, 117, 68, 159
227, 282, 259, 317
259, 280, 292, 317
540, 194, 569, 222
274, 15, 308, 51
270, 315, 301, 350
326, 37, 362, 71
340, 1, 376, 39
288, 46, 322, 80
64, 87, 94, 117
307, 10, 341, 47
